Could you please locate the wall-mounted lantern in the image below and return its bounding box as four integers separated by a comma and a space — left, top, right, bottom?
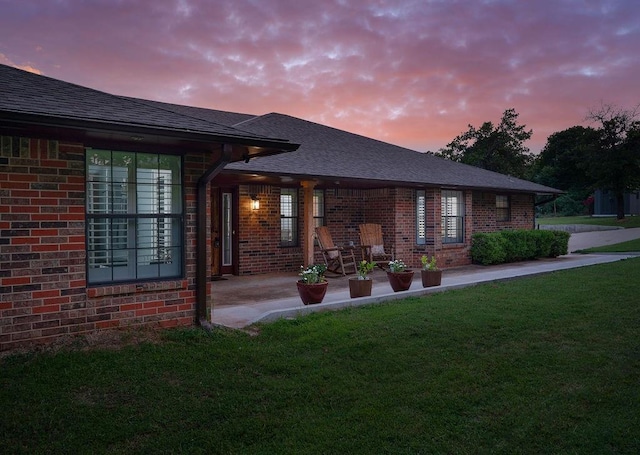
250, 194, 260, 210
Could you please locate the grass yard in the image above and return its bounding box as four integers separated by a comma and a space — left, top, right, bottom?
537, 215, 640, 229
579, 238, 640, 253
1, 258, 639, 454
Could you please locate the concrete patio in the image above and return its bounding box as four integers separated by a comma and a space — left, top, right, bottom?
210, 252, 638, 329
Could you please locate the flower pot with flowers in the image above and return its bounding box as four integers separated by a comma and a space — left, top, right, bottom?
420, 255, 442, 287
349, 260, 376, 298
297, 264, 328, 305
386, 259, 414, 292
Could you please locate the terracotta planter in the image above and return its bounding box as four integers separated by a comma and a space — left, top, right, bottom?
386, 270, 414, 292
421, 269, 442, 287
349, 277, 373, 298
296, 280, 329, 305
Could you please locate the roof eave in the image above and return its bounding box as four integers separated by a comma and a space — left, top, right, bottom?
220, 169, 564, 194
0, 111, 300, 155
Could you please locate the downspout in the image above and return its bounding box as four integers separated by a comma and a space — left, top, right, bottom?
196, 143, 233, 325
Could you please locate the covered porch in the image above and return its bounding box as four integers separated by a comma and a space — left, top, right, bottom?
208, 253, 636, 329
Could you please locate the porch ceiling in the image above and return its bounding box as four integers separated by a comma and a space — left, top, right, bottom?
215, 169, 441, 190
215, 169, 549, 194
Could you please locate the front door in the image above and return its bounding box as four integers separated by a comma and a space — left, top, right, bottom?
212, 188, 238, 276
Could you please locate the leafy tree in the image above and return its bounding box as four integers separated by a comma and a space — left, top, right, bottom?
586, 103, 640, 219
531, 126, 599, 216
437, 108, 533, 179
534, 126, 598, 191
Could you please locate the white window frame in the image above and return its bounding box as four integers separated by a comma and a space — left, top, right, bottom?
441, 190, 465, 244
416, 190, 426, 244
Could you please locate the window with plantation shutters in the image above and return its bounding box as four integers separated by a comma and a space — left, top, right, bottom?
441, 190, 464, 244
416, 190, 426, 244
86, 150, 183, 284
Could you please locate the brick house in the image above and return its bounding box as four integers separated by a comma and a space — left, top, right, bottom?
1, 65, 561, 351
0, 65, 298, 351
133, 103, 560, 275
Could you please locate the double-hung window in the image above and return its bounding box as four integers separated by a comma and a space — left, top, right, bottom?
313, 189, 325, 230
416, 190, 426, 244
441, 190, 465, 244
280, 188, 299, 246
496, 195, 510, 222
86, 150, 183, 284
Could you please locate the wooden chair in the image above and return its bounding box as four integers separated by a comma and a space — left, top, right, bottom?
359, 223, 394, 268
315, 226, 357, 276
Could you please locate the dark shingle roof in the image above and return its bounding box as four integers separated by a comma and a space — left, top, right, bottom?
225, 113, 561, 194
0, 64, 294, 147
124, 97, 256, 128
1, 64, 560, 194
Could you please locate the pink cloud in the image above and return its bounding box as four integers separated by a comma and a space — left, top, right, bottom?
1, 0, 639, 153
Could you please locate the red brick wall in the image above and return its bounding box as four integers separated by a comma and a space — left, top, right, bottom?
232, 185, 536, 275
0, 136, 211, 351
472, 192, 535, 233
237, 186, 304, 275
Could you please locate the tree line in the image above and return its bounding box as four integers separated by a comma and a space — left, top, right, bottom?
434, 104, 640, 220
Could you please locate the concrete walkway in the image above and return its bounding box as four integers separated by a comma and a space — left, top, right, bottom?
568, 227, 640, 252
212, 254, 634, 329
210, 227, 640, 330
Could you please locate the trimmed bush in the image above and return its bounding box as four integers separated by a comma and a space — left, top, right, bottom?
471, 229, 570, 265
532, 230, 555, 258
549, 230, 570, 257
470, 232, 508, 265
501, 230, 537, 261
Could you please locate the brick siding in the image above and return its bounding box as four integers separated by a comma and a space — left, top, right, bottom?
1, 136, 537, 350
0, 136, 212, 351
234, 186, 536, 275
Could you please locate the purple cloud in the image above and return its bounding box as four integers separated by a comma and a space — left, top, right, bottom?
1, 0, 638, 153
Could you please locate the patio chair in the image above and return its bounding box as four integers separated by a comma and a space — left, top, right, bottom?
315, 226, 357, 276
359, 223, 394, 268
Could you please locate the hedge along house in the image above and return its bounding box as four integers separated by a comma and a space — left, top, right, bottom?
0, 65, 299, 351
129, 105, 562, 277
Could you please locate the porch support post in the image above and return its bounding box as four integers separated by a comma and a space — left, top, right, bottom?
301, 180, 316, 267
196, 144, 233, 324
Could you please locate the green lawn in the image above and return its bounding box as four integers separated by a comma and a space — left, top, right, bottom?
2, 258, 640, 454
579, 238, 640, 253
537, 215, 640, 228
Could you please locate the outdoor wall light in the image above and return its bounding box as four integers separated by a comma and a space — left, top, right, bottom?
250, 194, 260, 210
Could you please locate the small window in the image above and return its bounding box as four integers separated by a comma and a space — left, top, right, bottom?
86, 150, 183, 284
496, 195, 510, 222
313, 189, 325, 229
416, 190, 426, 244
441, 190, 464, 244
280, 188, 299, 246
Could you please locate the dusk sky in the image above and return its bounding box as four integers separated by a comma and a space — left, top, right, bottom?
1, 0, 639, 153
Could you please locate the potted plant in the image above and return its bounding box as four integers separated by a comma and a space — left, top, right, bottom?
349, 260, 376, 298
297, 264, 328, 305
420, 255, 442, 287
386, 259, 414, 292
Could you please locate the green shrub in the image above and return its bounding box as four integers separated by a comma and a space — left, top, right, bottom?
500, 230, 538, 262
549, 231, 570, 257
471, 229, 570, 265
470, 232, 507, 265
531, 230, 555, 258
